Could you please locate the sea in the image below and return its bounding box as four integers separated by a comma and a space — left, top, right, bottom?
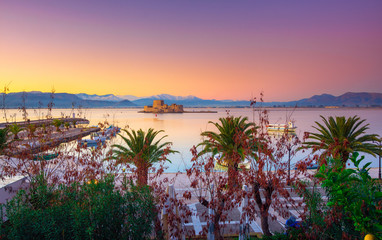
4, 107, 382, 173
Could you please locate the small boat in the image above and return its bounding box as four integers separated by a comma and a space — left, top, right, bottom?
102, 125, 121, 138
267, 122, 296, 132
294, 163, 319, 170
213, 156, 251, 171
78, 125, 120, 148
78, 133, 107, 147
33, 153, 59, 161
307, 164, 319, 169
214, 161, 251, 171
78, 136, 107, 147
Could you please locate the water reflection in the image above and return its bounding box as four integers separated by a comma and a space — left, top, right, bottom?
3, 108, 382, 172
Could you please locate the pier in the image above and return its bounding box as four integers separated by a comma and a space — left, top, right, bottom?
1, 118, 100, 156
0, 117, 89, 129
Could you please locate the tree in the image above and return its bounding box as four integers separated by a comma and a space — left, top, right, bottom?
26, 124, 37, 137
303, 115, 379, 165
295, 153, 382, 239
198, 116, 257, 190
107, 128, 176, 186
241, 107, 306, 236
8, 123, 23, 140
0, 127, 9, 153
52, 119, 62, 132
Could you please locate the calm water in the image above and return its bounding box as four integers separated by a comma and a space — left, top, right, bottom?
5, 108, 382, 172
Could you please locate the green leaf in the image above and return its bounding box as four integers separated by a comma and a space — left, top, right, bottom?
363, 162, 372, 170
375, 224, 382, 231
375, 192, 382, 198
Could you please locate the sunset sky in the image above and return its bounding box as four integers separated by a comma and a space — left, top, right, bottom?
1, 1, 381, 101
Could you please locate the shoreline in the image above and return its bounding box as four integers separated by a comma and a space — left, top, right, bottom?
137, 110, 218, 113
2, 106, 382, 110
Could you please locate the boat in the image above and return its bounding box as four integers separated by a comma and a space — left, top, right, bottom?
102, 125, 121, 138
267, 121, 296, 132
78, 136, 107, 147
78, 125, 120, 147
213, 155, 251, 171
214, 161, 251, 171
33, 152, 59, 161
294, 163, 319, 170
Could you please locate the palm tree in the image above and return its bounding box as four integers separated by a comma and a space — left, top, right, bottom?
303, 115, 379, 165
27, 124, 37, 137
8, 124, 23, 140
52, 119, 62, 132
107, 128, 176, 186
198, 116, 257, 190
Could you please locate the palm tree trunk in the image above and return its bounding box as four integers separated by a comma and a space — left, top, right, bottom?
227, 163, 239, 191
341, 151, 350, 167
137, 165, 148, 186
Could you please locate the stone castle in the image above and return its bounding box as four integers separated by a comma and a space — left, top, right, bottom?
143, 100, 184, 113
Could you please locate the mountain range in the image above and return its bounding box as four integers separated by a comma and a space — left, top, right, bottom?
0, 92, 381, 109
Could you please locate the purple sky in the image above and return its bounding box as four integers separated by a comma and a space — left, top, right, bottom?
1, 0, 381, 101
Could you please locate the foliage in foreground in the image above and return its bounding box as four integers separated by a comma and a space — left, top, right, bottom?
107, 128, 176, 186
303, 115, 379, 165
293, 152, 382, 239
0, 175, 156, 240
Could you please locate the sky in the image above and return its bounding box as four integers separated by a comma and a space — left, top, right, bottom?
1, 1, 381, 101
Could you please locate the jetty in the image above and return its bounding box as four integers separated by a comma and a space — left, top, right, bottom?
0, 117, 89, 129
1, 118, 100, 156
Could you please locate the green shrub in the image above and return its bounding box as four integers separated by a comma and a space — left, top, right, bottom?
0, 127, 9, 153
296, 152, 382, 239
0, 175, 155, 240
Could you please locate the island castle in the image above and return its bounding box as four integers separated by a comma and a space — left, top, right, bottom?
143, 100, 184, 113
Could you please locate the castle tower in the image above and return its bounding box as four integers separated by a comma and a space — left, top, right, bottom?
153, 100, 164, 109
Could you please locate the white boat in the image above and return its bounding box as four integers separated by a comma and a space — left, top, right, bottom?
78, 135, 107, 147
267, 121, 296, 132
78, 126, 120, 147
213, 155, 251, 171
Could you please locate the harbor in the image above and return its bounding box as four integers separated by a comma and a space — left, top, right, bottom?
1, 118, 100, 157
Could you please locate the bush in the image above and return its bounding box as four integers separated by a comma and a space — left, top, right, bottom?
295, 152, 382, 239
0, 175, 155, 240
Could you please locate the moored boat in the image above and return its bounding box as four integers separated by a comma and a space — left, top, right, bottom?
213, 155, 251, 171
78, 135, 107, 147
78, 125, 120, 147
267, 121, 296, 132
214, 161, 251, 171
33, 152, 59, 161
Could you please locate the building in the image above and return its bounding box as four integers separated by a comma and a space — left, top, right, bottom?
143, 100, 184, 113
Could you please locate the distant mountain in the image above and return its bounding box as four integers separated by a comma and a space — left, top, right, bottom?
5, 92, 83, 108
116, 95, 141, 101
131, 97, 250, 107
1, 91, 381, 109
3, 92, 136, 108
294, 92, 382, 107
148, 94, 201, 101
76, 93, 122, 102
76, 93, 202, 102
